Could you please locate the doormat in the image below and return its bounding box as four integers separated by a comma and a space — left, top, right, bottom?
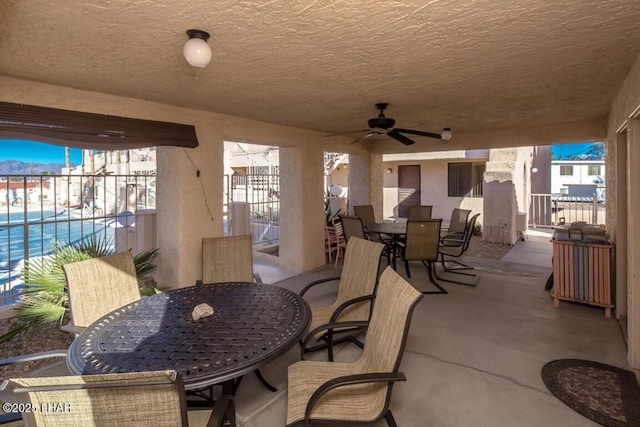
541, 359, 640, 426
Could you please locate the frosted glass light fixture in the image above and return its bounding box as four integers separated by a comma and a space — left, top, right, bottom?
183, 29, 212, 68
441, 128, 452, 141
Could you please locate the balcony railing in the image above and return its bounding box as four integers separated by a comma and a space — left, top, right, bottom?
529, 193, 605, 228
0, 174, 156, 307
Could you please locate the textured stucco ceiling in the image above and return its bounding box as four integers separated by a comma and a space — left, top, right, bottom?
1, 0, 640, 144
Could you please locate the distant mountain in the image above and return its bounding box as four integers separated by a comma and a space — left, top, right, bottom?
0, 160, 78, 175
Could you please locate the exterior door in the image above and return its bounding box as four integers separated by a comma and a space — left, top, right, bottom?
398, 165, 420, 218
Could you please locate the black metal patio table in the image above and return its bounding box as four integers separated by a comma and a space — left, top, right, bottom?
67, 282, 311, 396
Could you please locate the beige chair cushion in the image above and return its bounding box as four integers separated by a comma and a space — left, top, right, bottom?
202, 235, 254, 283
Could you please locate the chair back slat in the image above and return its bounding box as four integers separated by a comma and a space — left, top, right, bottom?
404, 220, 442, 261
408, 205, 433, 221
360, 267, 423, 373
202, 235, 254, 283
353, 205, 376, 227
3, 370, 187, 427
339, 215, 366, 241
63, 251, 140, 328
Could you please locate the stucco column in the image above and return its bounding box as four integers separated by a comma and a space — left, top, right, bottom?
156, 142, 223, 288
279, 145, 326, 272
627, 118, 640, 370
483, 148, 531, 245
348, 153, 383, 220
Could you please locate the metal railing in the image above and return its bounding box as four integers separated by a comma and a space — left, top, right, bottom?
529, 193, 605, 228
223, 174, 280, 244
0, 174, 155, 306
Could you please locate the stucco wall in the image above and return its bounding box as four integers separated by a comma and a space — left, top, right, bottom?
382, 159, 484, 224
605, 52, 640, 369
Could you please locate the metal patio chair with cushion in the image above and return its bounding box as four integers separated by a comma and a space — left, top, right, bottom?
299, 237, 384, 361
0, 352, 68, 425
398, 219, 448, 294
340, 215, 392, 265
0, 370, 236, 427
441, 208, 471, 239
62, 251, 141, 335
338, 215, 366, 242
438, 213, 481, 286
288, 267, 423, 427
324, 217, 346, 266
408, 205, 433, 221
201, 234, 262, 283
354, 204, 392, 244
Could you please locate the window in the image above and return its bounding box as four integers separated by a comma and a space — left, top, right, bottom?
588, 165, 601, 176
560, 165, 573, 176
448, 162, 485, 197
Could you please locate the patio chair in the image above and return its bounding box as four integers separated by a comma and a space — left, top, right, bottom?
325, 217, 346, 266
0, 370, 236, 427
288, 267, 423, 427
438, 213, 481, 286
354, 204, 392, 244
199, 234, 272, 393
0, 351, 68, 425
201, 234, 262, 283
338, 215, 366, 242
399, 219, 448, 294
62, 251, 141, 334
408, 205, 433, 221
441, 208, 471, 238
299, 237, 384, 361
340, 215, 392, 265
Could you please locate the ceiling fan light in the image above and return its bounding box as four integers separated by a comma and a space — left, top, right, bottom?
183, 29, 212, 68
441, 128, 452, 141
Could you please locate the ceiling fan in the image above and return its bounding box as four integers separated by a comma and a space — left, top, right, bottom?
331, 103, 452, 145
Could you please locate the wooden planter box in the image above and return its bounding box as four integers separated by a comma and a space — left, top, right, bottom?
552, 240, 614, 318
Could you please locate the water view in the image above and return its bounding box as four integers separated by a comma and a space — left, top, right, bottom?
0, 206, 117, 301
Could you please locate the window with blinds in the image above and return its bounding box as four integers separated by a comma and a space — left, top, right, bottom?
448, 162, 485, 197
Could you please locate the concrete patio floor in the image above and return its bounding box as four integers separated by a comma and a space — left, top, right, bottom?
241, 231, 628, 426
12, 231, 627, 426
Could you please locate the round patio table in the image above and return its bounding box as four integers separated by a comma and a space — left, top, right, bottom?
67, 282, 311, 394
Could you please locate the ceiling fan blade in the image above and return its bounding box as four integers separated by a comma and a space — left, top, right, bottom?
393, 127, 443, 139
325, 129, 369, 137
350, 131, 376, 144
387, 131, 415, 145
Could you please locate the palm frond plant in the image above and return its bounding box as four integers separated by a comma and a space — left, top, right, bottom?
0, 235, 162, 344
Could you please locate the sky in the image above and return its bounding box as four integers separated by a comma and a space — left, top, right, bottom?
0, 139, 82, 164
550, 143, 596, 159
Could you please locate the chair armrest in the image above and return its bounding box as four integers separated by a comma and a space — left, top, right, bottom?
299, 276, 341, 297
0, 350, 67, 367
304, 372, 407, 423
300, 321, 368, 359
205, 394, 236, 427
329, 294, 375, 323
61, 324, 85, 335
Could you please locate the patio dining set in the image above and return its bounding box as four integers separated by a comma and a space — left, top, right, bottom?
0, 231, 440, 426
326, 204, 482, 293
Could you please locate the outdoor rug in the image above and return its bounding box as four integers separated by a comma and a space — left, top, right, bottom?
541, 359, 640, 427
